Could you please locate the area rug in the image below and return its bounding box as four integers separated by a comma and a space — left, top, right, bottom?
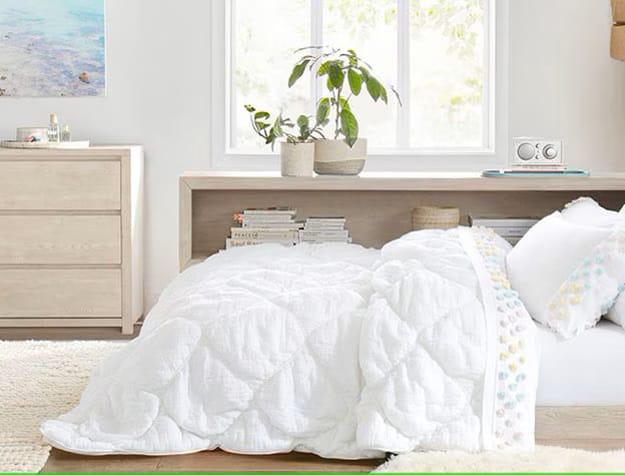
375, 445, 625, 472
0, 340, 125, 473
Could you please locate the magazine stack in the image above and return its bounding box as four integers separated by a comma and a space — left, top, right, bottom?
227, 208, 302, 249
299, 217, 352, 244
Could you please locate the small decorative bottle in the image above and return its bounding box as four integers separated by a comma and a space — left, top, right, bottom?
61, 124, 71, 142
47, 113, 60, 143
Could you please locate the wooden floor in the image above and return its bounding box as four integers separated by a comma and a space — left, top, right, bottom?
42, 440, 625, 473
42, 449, 381, 473
40, 440, 625, 473
0, 324, 142, 340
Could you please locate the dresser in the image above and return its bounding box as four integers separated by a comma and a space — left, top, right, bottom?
0, 146, 143, 334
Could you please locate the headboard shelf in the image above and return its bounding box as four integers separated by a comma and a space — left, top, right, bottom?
180, 171, 625, 191
180, 173, 625, 270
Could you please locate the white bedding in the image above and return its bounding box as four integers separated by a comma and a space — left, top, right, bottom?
41, 228, 538, 458
537, 321, 625, 405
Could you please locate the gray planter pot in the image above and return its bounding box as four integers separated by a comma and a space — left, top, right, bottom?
314, 138, 367, 176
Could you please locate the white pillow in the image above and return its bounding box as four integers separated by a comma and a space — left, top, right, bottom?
560, 197, 625, 328
561, 197, 624, 228
506, 203, 625, 339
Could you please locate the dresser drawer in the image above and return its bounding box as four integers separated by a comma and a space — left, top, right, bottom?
0, 215, 121, 265
0, 269, 121, 317
0, 161, 120, 210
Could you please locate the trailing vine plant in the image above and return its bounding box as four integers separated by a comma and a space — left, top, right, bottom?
244, 105, 325, 150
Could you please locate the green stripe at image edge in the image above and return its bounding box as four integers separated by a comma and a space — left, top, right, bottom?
15, 472, 625, 475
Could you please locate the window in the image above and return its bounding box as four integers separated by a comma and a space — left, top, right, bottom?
213, 0, 499, 162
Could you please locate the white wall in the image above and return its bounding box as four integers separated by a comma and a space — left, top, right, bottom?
509, 0, 625, 171
0, 0, 624, 309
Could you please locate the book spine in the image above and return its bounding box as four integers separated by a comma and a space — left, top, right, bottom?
471, 218, 539, 227
490, 229, 533, 236
300, 230, 349, 238
242, 221, 300, 228
226, 239, 262, 249
232, 229, 299, 240
304, 225, 346, 229
300, 238, 350, 243
226, 238, 297, 249
242, 218, 295, 226
305, 220, 346, 225
242, 210, 296, 216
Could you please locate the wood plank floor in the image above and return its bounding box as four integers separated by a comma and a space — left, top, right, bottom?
0, 324, 141, 340
42, 449, 382, 473
40, 441, 624, 472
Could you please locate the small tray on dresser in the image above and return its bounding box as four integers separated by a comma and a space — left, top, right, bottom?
0, 140, 90, 149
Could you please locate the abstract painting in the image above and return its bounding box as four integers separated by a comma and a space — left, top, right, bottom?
0, 0, 105, 97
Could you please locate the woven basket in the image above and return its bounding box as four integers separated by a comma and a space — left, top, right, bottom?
411, 206, 460, 230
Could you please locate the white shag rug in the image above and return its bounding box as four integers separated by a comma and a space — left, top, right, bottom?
0, 340, 125, 473
375, 446, 625, 472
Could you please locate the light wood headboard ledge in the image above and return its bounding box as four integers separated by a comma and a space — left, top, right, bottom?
179, 172, 625, 271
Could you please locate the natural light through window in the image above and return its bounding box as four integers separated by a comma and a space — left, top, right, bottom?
228, 0, 491, 154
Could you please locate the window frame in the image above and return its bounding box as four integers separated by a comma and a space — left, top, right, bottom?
209, 0, 509, 171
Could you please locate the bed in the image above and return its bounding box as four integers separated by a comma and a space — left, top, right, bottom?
533, 320, 625, 449
537, 321, 625, 406
180, 173, 625, 451
39, 173, 625, 455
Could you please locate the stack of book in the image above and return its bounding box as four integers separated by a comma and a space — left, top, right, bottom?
227, 208, 303, 249
299, 217, 352, 244
469, 217, 539, 245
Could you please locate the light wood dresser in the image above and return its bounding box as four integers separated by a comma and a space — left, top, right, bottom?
0, 146, 143, 334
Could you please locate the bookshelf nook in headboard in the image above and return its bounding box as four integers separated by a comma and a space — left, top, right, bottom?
179, 172, 625, 271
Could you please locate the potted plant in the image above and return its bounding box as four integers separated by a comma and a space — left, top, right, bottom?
244, 105, 324, 177
288, 47, 399, 175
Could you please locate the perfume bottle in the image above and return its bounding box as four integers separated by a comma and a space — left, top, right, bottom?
47, 113, 60, 143
61, 124, 71, 142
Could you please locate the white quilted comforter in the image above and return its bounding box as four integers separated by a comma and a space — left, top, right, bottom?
41, 228, 538, 458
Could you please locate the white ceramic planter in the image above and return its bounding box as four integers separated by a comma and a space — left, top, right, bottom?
280, 142, 315, 177
314, 138, 367, 175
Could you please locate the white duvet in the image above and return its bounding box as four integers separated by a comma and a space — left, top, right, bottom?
41, 227, 538, 459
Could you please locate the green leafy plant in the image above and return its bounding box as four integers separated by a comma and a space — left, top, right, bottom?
244, 104, 325, 150
288, 47, 400, 147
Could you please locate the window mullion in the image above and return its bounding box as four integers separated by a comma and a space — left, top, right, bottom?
483, 0, 495, 149
310, 0, 323, 108
397, 0, 411, 149
227, 0, 237, 149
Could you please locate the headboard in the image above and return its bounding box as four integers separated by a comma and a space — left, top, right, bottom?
179, 171, 625, 271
